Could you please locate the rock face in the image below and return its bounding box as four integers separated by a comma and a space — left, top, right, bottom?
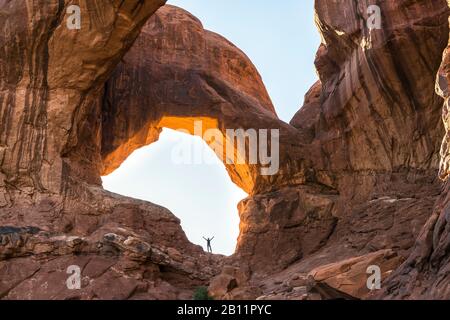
0, 0, 225, 300
380, 19, 450, 299
236, 0, 448, 280
1, 0, 450, 300
100, 5, 319, 275
0, 0, 167, 191
100, 5, 307, 195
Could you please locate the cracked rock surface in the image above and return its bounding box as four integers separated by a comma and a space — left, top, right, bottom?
1, 1, 450, 299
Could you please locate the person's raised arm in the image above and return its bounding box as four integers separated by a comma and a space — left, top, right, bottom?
211, 236, 215, 240
203, 237, 207, 241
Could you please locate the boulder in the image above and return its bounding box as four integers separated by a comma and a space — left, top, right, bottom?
308, 250, 402, 299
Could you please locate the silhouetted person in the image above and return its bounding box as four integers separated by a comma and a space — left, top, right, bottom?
203, 236, 214, 253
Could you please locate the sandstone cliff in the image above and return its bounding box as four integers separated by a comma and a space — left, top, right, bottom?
1, 0, 450, 300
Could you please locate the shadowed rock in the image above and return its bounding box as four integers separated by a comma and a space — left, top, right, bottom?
1, 0, 450, 300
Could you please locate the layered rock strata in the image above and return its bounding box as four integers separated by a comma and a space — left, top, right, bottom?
1, 0, 450, 300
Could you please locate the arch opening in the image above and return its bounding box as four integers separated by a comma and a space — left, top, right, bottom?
102, 127, 248, 256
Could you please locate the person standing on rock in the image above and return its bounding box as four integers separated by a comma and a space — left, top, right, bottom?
203, 236, 214, 253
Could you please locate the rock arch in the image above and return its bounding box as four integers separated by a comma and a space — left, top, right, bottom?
1, 0, 450, 300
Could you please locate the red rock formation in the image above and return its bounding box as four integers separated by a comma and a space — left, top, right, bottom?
0, 0, 225, 300
211, 0, 450, 298
99, 5, 327, 275
1, 0, 450, 300
239, 0, 448, 279
380, 20, 450, 299
99, 5, 308, 195
98, 1, 450, 296
308, 249, 402, 299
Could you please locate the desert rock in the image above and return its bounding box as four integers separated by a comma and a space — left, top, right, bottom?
1, 0, 450, 300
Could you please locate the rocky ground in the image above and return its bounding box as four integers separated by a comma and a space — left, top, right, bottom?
1, 0, 450, 300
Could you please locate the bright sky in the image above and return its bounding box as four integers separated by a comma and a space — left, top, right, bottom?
102, 1, 320, 255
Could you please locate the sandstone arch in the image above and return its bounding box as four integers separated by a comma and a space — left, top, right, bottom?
1, 0, 450, 300
98, 5, 309, 195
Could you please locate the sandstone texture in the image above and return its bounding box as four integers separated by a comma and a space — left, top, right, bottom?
0, 0, 224, 300
1, 0, 450, 300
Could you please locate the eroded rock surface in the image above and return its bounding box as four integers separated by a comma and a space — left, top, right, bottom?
0, 0, 225, 300
209, 0, 450, 298
379, 18, 450, 299
1, 0, 450, 300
